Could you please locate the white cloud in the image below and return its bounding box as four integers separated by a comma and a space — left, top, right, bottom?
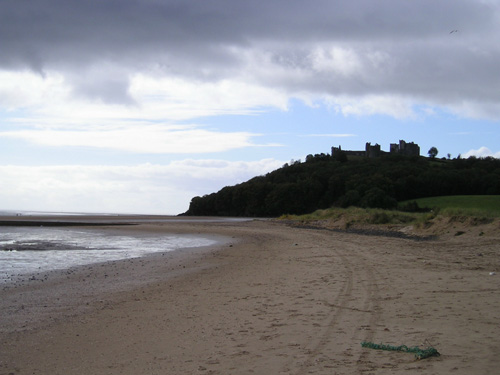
0, 159, 283, 214
168, 158, 283, 185
0, 70, 68, 111
1, 70, 288, 124
0, 125, 262, 154
325, 95, 416, 119
0, 70, 289, 153
310, 46, 362, 76
129, 74, 289, 118
446, 100, 500, 122
462, 147, 500, 159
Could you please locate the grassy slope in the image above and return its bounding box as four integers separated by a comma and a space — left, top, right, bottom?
402, 195, 500, 217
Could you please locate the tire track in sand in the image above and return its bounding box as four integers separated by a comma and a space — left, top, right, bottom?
352, 250, 384, 373
287, 233, 383, 375
286, 236, 354, 374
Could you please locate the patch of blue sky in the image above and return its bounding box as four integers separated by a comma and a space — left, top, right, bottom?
197, 99, 472, 162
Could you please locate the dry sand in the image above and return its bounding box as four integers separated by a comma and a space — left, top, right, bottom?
1, 217, 499, 374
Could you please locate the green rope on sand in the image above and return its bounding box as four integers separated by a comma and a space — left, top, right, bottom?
361, 341, 440, 360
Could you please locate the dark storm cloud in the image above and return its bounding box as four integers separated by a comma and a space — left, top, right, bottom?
1, 0, 499, 115
1, 0, 489, 61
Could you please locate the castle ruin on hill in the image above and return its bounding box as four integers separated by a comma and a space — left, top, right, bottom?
331, 140, 420, 158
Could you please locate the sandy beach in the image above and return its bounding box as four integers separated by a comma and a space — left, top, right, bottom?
1, 217, 499, 374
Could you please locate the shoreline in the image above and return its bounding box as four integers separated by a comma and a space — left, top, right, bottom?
0, 220, 236, 334
1, 218, 499, 374
0, 219, 232, 287
0, 214, 256, 224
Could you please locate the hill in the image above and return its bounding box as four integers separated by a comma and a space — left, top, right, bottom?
183, 154, 500, 217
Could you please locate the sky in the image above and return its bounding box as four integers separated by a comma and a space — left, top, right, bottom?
1, 0, 499, 215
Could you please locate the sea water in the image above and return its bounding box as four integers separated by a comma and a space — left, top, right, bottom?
0, 226, 217, 283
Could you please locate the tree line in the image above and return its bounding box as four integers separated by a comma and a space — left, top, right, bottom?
183, 153, 500, 217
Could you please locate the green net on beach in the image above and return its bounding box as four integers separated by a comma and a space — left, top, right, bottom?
361, 341, 440, 360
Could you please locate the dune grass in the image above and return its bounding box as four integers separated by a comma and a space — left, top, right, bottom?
280, 207, 425, 226
280, 195, 500, 225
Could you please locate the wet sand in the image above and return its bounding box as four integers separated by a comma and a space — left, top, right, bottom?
1, 217, 499, 374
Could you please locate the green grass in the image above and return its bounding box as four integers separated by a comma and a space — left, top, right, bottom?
400, 195, 500, 217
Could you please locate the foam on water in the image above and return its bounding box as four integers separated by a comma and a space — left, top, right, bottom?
0, 227, 216, 283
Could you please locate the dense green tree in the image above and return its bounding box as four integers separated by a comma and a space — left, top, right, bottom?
338, 190, 361, 208
428, 147, 439, 159
360, 187, 398, 209
334, 150, 348, 163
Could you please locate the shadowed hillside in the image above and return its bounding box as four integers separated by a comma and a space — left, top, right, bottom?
183, 154, 500, 217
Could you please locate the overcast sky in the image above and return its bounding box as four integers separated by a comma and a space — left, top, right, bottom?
1, 0, 499, 214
